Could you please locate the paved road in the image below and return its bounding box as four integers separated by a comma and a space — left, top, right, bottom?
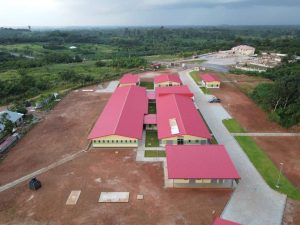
232, 132, 300, 137
179, 70, 286, 225
95, 81, 119, 93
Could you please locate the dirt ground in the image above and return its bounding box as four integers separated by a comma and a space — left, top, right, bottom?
283, 199, 300, 225
210, 73, 287, 132
0, 150, 231, 225
253, 137, 300, 188
0, 86, 111, 185
208, 73, 300, 223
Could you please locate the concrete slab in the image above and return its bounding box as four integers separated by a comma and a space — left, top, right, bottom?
137, 194, 144, 200
66, 190, 81, 205
98, 192, 130, 203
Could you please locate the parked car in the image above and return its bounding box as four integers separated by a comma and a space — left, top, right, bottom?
208, 97, 221, 103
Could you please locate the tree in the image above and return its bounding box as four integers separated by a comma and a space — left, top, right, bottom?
0, 113, 14, 134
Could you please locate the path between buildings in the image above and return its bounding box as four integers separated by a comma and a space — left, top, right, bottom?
95, 81, 119, 93
231, 132, 300, 137
179, 69, 287, 225
0, 146, 89, 193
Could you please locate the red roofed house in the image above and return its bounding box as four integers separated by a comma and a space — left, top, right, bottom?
154, 74, 182, 88
156, 85, 194, 99
119, 73, 140, 87
212, 218, 242, 225
156, 94, 211, 145
201, 74, 221, 88
88, 86, 148, 147
165, 145, 240, 188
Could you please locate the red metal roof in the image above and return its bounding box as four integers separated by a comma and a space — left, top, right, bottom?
212, 218, 242, 225
88, 86, 148, 140
156, 85, 194, 98
156, 94, 211, 139
119, 73, 139, 84
201, 74, 221, 83
144, 114, 157, 124
147, 91, 156, 100
154, 74, 182, 84
166, 145, 240, 179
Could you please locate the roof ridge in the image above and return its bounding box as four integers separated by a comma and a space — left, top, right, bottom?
112, 87, 132, 134
172, 94, 188, 135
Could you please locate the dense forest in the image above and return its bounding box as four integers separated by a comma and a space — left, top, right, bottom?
0, 26, 299, 127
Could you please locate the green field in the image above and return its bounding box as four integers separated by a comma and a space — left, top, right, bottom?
148, 103, 156, 114
223, 119, 246, 133
144, 150, 166, 157
140, 81, 154, 89
145, 130, 159, 147
144, 54, 181, 61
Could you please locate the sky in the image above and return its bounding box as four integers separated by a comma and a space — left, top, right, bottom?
0, 0, 300, 27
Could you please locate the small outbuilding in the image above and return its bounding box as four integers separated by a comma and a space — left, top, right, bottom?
119, 73, 140, 87
165, 145, 240, 188
154, 74, 182, 88
201, 74, 221, 88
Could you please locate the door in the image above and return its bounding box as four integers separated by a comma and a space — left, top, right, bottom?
177, 138, 184, 145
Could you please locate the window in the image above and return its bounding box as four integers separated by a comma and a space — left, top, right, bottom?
130, 140, 132, 143
112, 140, 114, 143
125, 140, 127, 143
107, 140, 109, 143
121, 140, 123, 143
134, 140, 136, 143
116, 140, 118, 143
188, 140, 191, 143
195, 140, 199, 143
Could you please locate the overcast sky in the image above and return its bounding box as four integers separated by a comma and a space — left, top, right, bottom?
0, 0, 300, 27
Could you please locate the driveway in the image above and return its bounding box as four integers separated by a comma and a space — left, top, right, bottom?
179, 70, 286, 225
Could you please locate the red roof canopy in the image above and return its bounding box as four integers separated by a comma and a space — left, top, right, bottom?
88, 86, 148, 140
154, 74, 182, 84
119, 73, 139, 84
212, 218, 242, 225
201, 74, 220, 83
147, 91, 156, 100
166, 145, 240, 179
144, 114, 157, 124
156, 94, 211, 139
156, 85, 194, 98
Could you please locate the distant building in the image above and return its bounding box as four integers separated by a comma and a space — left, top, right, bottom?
231, 45, 255, 56
154, 74, 182, 88
69, 46, 77, 49
119, 73, 140, 87
201, 74, 221, 88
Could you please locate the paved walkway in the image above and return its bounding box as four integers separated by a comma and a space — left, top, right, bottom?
95, 81, 119, 93
180, 70, 287, 225
232, 132, 300, 137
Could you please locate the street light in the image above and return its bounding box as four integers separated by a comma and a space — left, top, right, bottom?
276, 162, 284, 189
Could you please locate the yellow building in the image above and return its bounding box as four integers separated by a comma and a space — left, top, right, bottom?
154, 74, 182, 88
201, 74, 221, 88
88, 86, 148, 148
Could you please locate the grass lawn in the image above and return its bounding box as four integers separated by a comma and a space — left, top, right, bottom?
210, 136, 218, 144
140, 81, 154, 90
189, 71, 210, 95
235, 136, 300, 200
144, 150, 166, 157
145, 130, 159, 147
222, 119, 246, 133
148, 103, 156, 114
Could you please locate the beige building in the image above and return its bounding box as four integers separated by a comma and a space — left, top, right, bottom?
231, 45, 255, 56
